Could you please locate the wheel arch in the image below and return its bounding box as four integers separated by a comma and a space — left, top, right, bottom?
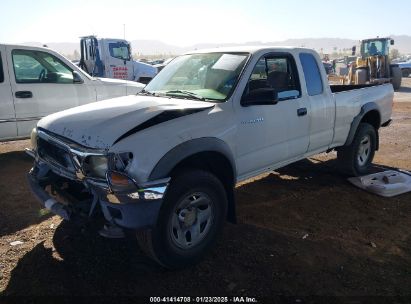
344, 102, 381, 150
149, 138, 237, 223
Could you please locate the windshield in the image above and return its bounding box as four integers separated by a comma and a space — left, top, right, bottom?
361, 39, 388, 57
109, 42, 131, 61
143, 52, 249, 101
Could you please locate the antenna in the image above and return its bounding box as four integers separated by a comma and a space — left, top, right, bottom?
123, 24, 126, 40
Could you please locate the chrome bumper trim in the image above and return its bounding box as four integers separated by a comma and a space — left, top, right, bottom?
33, 130, 170, 205
36, 129, 107, 181
25, 148, 35, 159
92, 177, 170, 204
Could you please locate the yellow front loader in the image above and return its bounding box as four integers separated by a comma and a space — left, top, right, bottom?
346, 37, 402, 90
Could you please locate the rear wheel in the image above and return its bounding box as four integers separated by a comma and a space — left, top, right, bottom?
402, 69, 410, 78
391, 66, 402, 90
337, 123, 377, 176
136, 170, 227, 269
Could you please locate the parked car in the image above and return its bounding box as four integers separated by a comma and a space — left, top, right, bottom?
0, 44, 145, 141
27, 46, 393, 269
154, 57, 175, 72
397, 60, 411, 77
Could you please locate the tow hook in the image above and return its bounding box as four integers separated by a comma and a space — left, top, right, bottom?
98, 223, 125, 239
44, 199, 71, 221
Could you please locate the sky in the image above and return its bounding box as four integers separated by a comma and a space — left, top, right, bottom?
1, 0, 410, 46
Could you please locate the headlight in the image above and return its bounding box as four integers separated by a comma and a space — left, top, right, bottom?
85, 155, 108, 178
30, 128, 38, 150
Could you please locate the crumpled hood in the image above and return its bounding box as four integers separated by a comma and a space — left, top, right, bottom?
37, 95, 214, 149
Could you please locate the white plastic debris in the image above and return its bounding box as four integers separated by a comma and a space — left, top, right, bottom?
302, 234, 309, 239
348, 170, 411, 197
10, 241, 24, 246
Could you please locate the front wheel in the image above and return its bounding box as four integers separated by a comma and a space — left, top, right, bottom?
136, 170, 227, 269
391, 66, 402, 91
337, 123, 377, 176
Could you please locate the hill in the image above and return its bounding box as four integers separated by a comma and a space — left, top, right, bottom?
19, 35, 411, 58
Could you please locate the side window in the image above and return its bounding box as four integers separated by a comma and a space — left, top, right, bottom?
299, 53, 323, 96
12, 49, 74, 84
0, 52, 4, 83
247, 54, 301, 101
84, 41, 89, 60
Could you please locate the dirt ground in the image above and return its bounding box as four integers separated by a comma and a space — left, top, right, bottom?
0, 79, 410, 299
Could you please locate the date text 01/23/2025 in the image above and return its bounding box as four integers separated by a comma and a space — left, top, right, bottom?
149, 296, 258, 303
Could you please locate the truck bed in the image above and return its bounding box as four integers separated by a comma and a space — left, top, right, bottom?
330, 83, 380, 93
331, 83, 394, 148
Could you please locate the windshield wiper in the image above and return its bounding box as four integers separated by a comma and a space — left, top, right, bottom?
165, 90, 206, 101
137, 89, 152, 96
137, 89, 164, 97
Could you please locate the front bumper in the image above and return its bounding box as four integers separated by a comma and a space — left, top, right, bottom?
89, 176, 169, 229
27, 158, 169, 230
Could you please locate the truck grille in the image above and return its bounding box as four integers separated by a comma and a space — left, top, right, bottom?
37, 137, 75, 172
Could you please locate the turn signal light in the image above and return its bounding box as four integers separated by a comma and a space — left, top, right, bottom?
109, 171, 131, 186
107, 171, 137, 192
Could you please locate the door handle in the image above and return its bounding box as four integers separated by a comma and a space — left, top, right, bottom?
15, 91, 33, 98
297, 107, 307, 116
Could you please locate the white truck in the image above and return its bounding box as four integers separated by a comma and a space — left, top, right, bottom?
0, 44, 145, 142
78, 36, 158, 84
27, 47, 393, 269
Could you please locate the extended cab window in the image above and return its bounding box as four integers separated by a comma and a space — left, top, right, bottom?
12, 49, 74, 84
247, 54, 301, 100
299, 53, 323, 96
0, 52, 4, 83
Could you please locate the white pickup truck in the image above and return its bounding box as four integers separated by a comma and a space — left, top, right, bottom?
0, 44, 144, 141
27, 46, 393, 269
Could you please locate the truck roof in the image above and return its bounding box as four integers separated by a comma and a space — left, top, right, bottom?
0, 43, 54, 50
186, 46, 316, 55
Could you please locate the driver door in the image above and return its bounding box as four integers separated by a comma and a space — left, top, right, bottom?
234, 53, 310, 178
6, 46, 94, 137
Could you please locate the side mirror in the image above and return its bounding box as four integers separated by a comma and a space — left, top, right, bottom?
73, 71, 84, 84
390, 39, 395, 45
351, 46, 356, 56
241, 88, 278, 107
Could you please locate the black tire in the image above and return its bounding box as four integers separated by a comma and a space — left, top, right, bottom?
402, 69, 410, 78
136, 169, 227, 269
355, 69, 367, 85
391, 66, 402, 91
337, 123, 377, 176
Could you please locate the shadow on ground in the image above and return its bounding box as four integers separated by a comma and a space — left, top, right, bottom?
2, 158, 411, 296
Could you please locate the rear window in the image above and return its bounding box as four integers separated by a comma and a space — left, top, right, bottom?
299, 53, 323, 96
0, 52, 4, 83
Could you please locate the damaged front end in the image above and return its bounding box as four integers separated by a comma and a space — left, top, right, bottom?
26, 128, 169, 237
